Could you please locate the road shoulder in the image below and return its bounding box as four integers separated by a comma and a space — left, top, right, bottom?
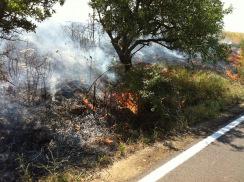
90, 103, 244, 182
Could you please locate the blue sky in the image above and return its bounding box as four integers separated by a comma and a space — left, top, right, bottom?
51, 0, 244, 32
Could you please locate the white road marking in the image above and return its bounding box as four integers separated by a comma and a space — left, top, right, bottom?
138, 115, 244, 182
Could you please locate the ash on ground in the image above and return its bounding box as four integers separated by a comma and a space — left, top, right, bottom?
0, 80, 117, 181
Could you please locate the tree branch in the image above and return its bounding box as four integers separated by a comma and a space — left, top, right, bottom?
129, 37, 176, 52
131, 43, 150, 56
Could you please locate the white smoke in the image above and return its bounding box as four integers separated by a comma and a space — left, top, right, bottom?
14, 20, 114, 95
0, 0, 185, 96
134, 43, 186, 64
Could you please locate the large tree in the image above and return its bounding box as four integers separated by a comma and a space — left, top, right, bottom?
90, 0, 231, 70
0, 0, 64, 39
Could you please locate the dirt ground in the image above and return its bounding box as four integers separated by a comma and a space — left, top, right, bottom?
90, 103, 244, 182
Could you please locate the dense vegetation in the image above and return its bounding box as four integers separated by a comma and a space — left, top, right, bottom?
113, 64, 244, 136
0, 0, 64, 39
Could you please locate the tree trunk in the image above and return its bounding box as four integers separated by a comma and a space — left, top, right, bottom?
118, 52, 132, 72
110, 38, 132, 72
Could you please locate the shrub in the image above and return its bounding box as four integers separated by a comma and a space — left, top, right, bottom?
113, 64, 244, 133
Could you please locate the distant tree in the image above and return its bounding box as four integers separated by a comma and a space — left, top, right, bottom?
90, 0, 231, 70
0, 0, 65, 39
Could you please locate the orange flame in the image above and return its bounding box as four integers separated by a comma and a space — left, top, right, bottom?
228, 50, 242, 66
113, 92, 138, 114
82, 98, 96, 111
226, 69, 239, 81
226, 49, 242, 81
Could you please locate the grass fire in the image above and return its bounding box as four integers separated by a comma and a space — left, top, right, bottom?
1, 0, 244, 181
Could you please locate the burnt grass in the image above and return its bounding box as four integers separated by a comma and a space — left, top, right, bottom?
0, 78, 155, 181
0, 82, 119, 181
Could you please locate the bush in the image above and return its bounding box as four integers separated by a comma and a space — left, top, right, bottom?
113, 64, 244, 133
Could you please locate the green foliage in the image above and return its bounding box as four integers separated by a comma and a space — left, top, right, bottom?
115, 64, 244, 132
97, 154, 112, 167
0, 0, 65, 39
90, 0, 230, 66
184, 101, 224, 125
118, 143, 126, 156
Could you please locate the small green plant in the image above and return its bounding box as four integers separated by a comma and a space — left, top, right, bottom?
119, 143, 126, 157
98, 155, 112, 167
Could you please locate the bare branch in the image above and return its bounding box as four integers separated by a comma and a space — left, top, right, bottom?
131, 43, 150, 56
129, 37, 176, 52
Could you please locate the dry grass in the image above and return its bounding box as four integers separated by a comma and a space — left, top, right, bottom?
224, 31, 244, 44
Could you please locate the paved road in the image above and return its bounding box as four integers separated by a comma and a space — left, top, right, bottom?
159, 122, 244, 182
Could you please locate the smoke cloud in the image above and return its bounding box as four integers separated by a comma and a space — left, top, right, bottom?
0, 4, 185, 97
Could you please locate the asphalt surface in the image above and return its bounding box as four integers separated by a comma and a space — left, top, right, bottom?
159, 122, 244, 182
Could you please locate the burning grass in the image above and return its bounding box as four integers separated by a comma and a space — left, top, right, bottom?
112, 92, 138, 114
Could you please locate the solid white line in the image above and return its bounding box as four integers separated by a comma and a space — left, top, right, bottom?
138, 115, 244, 182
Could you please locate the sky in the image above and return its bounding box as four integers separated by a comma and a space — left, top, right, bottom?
222, 0, 244, 32
49, 0, 244, 32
